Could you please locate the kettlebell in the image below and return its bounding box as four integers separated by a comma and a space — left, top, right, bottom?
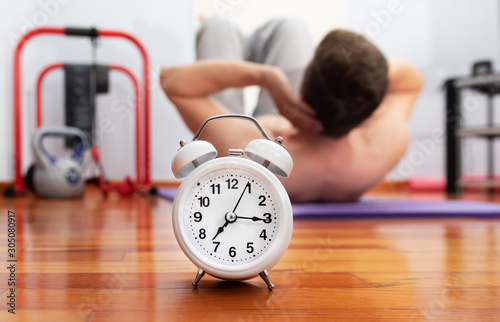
25, 126, 88, 198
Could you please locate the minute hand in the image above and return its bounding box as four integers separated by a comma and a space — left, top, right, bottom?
232, 182, 251, 213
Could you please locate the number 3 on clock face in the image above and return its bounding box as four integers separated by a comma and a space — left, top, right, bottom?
172, 157, 293, 281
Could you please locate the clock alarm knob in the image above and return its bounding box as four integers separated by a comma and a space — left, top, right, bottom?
171, 140, 217, 178
244, 139, 293, 177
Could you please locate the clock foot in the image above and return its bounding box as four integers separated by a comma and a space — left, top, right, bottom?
192, 268, 205, 288
259, 270, 274, 291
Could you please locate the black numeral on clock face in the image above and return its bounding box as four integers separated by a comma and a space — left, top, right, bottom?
226, 178, 238, 189
213, 241, 220, 252
199, 228, 206, 239
260, 229, 267, 240
198, 196, 210, 207
263, 213, 272, 224
229, 247, 236, 257
210, 183, 220, 194
246, 242, 254, 253
193, 212, 202, 222
259, 195, 266, 206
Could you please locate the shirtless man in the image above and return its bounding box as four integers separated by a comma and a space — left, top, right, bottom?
160, 18, 423, 202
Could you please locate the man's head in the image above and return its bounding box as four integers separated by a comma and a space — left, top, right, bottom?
301, 29, 389, 138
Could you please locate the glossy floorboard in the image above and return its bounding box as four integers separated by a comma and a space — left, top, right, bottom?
1, 187, 499, 321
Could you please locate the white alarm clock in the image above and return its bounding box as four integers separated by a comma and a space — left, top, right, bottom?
171, 115, 293, 290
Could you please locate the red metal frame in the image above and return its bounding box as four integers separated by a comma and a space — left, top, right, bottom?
12, 27, 151, 194
36, 63, 142, 184
35, 63, 63, 127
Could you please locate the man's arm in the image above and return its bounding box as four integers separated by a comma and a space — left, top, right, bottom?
358, 60, 423, 172
160, 61, 322, 153
161, 61, 266, 134
161, 61, 268, 101
386, 59, 424, 119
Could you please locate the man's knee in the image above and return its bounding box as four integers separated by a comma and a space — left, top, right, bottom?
197, 16, 244, 60
198, 16, 238, 37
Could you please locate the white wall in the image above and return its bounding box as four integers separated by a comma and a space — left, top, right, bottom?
0, 4, 8, 182
0, 0, 194, 182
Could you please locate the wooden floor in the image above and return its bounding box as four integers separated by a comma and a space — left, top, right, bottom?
1, 186, 500, 321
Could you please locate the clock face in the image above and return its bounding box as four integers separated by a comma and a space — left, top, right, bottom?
182, 167, 279, 266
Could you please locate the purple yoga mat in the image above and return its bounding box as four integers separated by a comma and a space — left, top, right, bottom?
158, 187, 500, 218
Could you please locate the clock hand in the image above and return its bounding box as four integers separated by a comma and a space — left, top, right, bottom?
238, 216, 266, 222
212, 220, 230, 240
212, 212, 238, 240
232, 182, 251, 213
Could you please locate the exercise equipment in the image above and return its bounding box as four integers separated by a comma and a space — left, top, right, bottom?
37, 62, 141, 197
5, 26, 153, 197
97, 176, 136, 197
445, 60, 500, 194
25, 126, 87, 198
64, 63, 110, 148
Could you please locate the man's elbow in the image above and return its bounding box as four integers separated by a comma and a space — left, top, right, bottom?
388, 60, 424, 93
159, 66, 177, 97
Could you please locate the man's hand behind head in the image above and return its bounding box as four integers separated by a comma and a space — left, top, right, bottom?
262, 66, 323, 134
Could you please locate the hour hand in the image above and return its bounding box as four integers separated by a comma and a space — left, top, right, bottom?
238, 216, 265, 222
212, 221, 228, 240
238, 215, 272, 223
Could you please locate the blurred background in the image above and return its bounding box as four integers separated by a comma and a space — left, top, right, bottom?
0, 0, 498, 185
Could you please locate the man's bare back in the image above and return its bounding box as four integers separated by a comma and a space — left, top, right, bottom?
257, 88, 412, 202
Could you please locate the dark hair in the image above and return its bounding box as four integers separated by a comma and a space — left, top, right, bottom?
301, 29, 389, 138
